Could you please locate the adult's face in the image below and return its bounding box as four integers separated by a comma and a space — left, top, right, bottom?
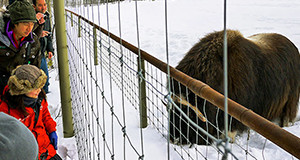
13, 22, 34, 39
34, 0, 47, 14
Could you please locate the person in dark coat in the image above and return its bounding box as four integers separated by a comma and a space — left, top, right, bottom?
33, 0, 54, 93
0, 64, 62, 160
0, 0, 45, 94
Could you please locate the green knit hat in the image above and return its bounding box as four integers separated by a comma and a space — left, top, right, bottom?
8, 0, 37, 24
8, 65, 47, 95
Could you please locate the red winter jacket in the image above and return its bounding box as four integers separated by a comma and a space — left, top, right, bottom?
0, 92, 57, 160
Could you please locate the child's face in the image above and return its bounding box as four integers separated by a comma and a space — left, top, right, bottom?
25, 88, 41, 98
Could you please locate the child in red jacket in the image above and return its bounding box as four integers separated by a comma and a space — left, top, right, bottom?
0, 64, 61, 160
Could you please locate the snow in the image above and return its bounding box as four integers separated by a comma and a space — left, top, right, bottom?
48, 0, 300, 159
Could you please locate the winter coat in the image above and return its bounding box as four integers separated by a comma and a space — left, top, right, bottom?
0, 88, 57, 160
0, 9, 42, 93
39, 11, 54, 56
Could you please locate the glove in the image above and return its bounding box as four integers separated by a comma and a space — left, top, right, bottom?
49, 131, 58, 150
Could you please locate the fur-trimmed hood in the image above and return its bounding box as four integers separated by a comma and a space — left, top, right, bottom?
0, 7, 9, 34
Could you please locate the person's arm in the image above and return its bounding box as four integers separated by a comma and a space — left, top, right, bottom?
41, 100, 57, 133
45, 17, 54, 58
33, 13, 46, 38
33, 23, 44, 38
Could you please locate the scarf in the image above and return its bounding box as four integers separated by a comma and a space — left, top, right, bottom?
23, 95, 38, 108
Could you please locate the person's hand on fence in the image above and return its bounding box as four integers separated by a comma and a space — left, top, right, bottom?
49, 131, 58, 150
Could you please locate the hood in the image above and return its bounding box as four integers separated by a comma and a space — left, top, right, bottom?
0, 7, 9, 34
0, 7, 10, 47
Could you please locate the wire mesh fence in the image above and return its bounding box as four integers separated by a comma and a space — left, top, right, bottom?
65, 10, 243, 160
66, 10, 233, 159
63, 1, 300, 160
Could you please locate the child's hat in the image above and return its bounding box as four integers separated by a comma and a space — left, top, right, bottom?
8, 64, 47, 95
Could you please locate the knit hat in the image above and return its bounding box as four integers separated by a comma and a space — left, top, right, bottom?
8, 0, 37, 24
0, 112, 38, 160
8, 64, 47, 95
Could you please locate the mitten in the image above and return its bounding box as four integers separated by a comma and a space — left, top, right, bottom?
49, 131, 58, 150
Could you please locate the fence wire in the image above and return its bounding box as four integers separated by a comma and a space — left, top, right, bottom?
65, 10, 258, 160
63, 1, 299, 160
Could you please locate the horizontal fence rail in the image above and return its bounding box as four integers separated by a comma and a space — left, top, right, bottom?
65, 8, 300, 160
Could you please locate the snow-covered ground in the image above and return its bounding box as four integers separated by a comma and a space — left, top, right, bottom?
48, 0, 300, 159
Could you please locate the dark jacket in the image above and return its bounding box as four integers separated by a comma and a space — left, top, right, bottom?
39, 11, 54, 56
0, 9, 41, 92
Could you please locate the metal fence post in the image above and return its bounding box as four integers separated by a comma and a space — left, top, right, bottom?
138, 58, 147, 128
93, 27, 98, 65
53, 0, 74, 138
71, 13, 74, 27
78, 17, 81, 37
